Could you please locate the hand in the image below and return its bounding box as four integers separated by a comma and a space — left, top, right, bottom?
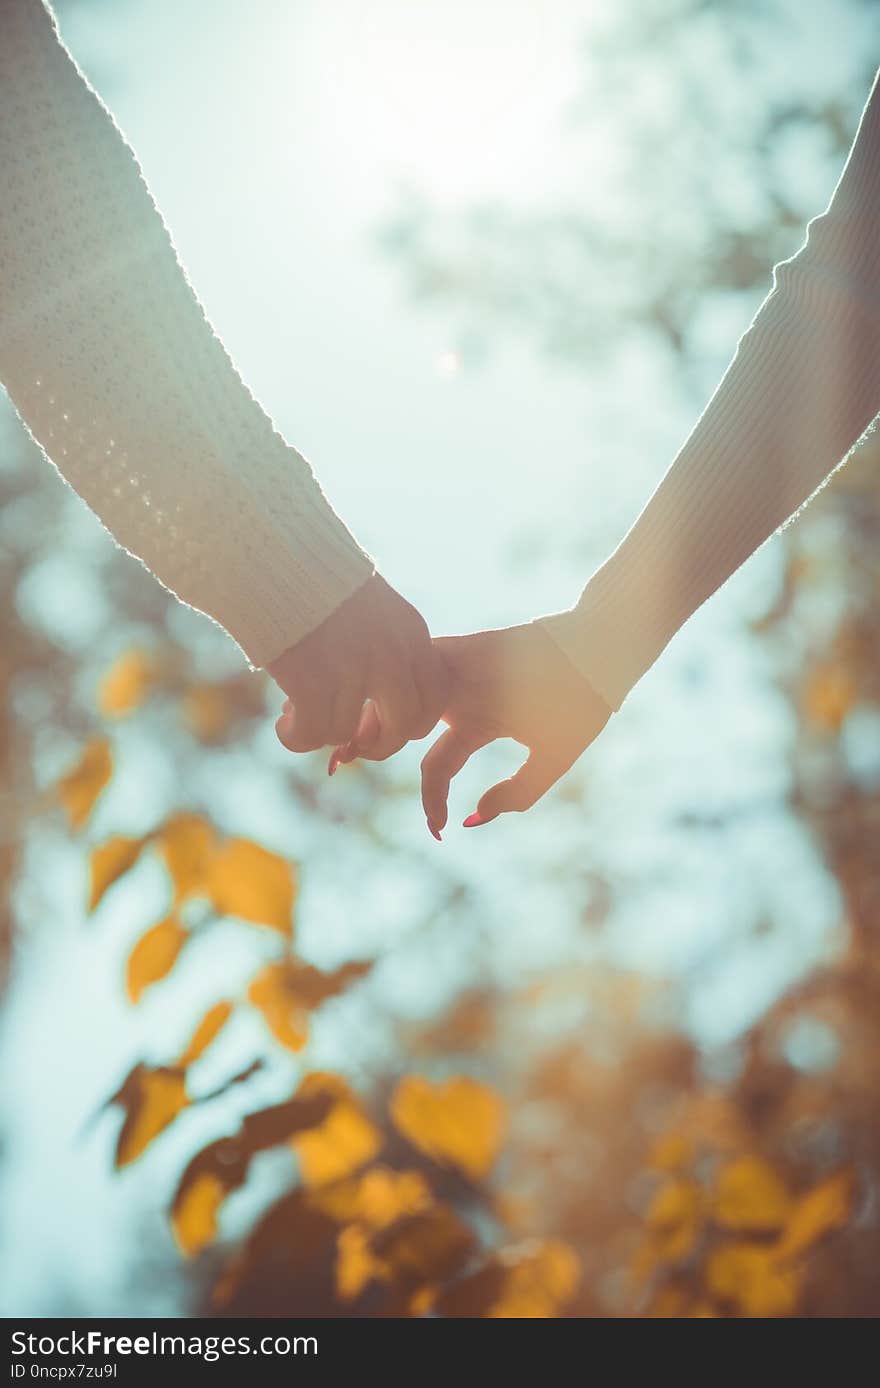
418, 623, 611, 837
269, 573, 448, 758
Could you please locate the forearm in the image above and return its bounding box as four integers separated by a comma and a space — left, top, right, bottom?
542, 70, 880, 710
0, 0, 373, 666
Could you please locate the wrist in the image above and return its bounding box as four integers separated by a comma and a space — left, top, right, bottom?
537, 546, 677, 712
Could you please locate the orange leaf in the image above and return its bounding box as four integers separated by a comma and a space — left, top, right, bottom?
171, 1171, 227, 1257
247, 958, 371, 1052
98, 649, 156, 718
776, 1169, 853, 1261
336, 1224, 390, 1301
56, 738, 112, 830
208, 838, 296, 936
390, 1075, 505, 1180
157, 813, 217, 902
247, 963, 308, 1052
714, 1156, 792, 1232
177, 1001, 233, 1066
706, 1241, 802, 1317
292, 1074, 381, 1187
170, 1090, 334, 1266
115, 1066, 188, 1167
89, 834, 143, 910
126, 916, 188, 1003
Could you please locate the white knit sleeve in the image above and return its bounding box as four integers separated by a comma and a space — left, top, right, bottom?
0, 0, 374, 668
540, 70, 880, 711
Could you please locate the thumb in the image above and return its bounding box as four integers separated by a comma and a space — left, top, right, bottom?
466, 748, 566, 826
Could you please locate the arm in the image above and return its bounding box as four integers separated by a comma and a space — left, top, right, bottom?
419, 71, 880, 834
540, 69, 880, 711
0, 0, 372, 668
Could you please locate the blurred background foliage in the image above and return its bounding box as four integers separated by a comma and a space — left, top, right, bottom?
1, 0, 878, 1316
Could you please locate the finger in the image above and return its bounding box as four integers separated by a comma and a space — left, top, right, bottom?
358, 664, 422, 761
328, 680, 366, 748
328, 700, 380, 775
274, 689, 331, 753
420, 726, 491, 839
466, 747, 572, 826
411, 643, 451, 738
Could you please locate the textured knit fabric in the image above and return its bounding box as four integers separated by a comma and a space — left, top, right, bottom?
0, 0, 374, 668
541, 69, 880, 711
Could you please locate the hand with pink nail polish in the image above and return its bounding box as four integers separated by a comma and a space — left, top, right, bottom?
419, 625, 611, 836
269, 573, 448, 761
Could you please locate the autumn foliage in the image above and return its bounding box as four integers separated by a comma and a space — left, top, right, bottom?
6, 0, 876, 1316
49, 426, 880, 1323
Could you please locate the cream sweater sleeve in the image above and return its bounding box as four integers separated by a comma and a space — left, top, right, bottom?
541, 70, 880, 711
0, 0, 374, 668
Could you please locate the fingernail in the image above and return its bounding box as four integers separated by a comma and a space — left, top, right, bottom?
462, 812, 485, 828
427, 820, 442, 842
328, 751, 340, 777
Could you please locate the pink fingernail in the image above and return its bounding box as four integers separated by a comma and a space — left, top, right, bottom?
328, 751, 340, 777
462, 812, 485, 828
427, 820, 442, 842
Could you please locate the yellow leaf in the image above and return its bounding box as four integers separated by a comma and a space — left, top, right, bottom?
116, 1067, 188, 1167
802, 664, 857, 733
295, 1099, 381, 1189
644, 1178, 703, 1263
157, 813, 217, 902
336, 1224, 390, 1301
246, 959, 371, 1053
181, 686, 231, 743
348, 1168, 432, 1230
487, 1240, 581, 1319
98, 649, 156, 717
292, 1075, 381, 1187
390, 1075, 506, 1181
648, 1132, 694, 1173
172, 1172, 227, 1257
309, 1167, 432, 1230
126, 916, 188, 1004
409, 1286, 436, 1317
372, 1205, 473, 1287
247, 963, 309, 1052
706, 1242, 802, 1317
776, 1169, 853, 1261
57, 738, 112, 830
208, 838, 296, 936
89, 834, 143, 911
178, 1001, 233, 1066
714, 1156, 792, 1232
